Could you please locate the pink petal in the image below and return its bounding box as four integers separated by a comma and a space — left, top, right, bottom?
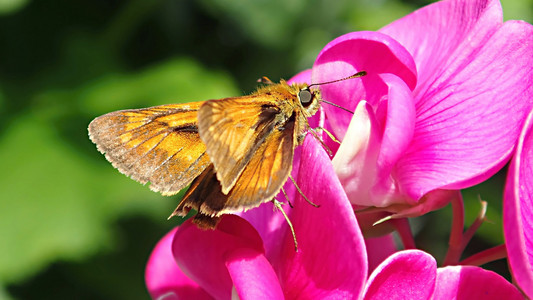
504, 109, 533, 298
434, 266, 523, 300
287, 69, 312, 85
312, 31, 417, 139
375, 74, 415, 185
238, 199, 289, 271
364, 234, 397, 274
381, 0, 503, 98
279, 136, 368, 299
239, 143, 303, 268
145, 227, 212, 300
333, 74, 416, 207
395, 20, 533, 200
364, 250, 436, 300
226, 248, 284, 300
172, 215, 264, 299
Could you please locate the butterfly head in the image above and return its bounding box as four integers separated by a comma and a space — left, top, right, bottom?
297, 86, 321, 117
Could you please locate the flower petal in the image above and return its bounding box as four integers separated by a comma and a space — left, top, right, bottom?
287, 69, 312, 85
312, 31, 417, 139
226, 248, 284, 300
145, 227, 212, 300
434, 266, 523, 300
172, 215, 264, 299
364, 234, 397, 274
504, 109, 533, 298
395, 20, 533, 200
364, 250, 436, 300
332, 100, 382, 206
381, 0, 503, 95
279, 136, 367, 299
376, 74, 415, 185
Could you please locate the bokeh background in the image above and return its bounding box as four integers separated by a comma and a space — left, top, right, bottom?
0, 0, 531, 299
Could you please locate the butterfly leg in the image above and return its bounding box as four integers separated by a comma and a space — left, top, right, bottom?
307, 128, 333, 156
289, 174, 320, 208
272, 198, 298, 252
313, 126, 341, 144
280, 187, 293, 208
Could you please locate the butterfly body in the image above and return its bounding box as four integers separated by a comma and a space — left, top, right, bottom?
89, 80, 321, 228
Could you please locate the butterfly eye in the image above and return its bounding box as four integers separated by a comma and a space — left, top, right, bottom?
298, 89, 313, 107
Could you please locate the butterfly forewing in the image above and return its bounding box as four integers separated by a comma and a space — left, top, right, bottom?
172, 115, 295, 219
224, 114, 296, 209
88, 103, 211, 195
198, 95, 284, 194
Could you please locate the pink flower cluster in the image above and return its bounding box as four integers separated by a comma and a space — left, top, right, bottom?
145, 0, 533, 298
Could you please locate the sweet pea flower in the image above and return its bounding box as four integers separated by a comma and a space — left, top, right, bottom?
313, 0, 533, 218
146, 138, 523, 299
146, 137, 368, 299
504, 109, 533, 298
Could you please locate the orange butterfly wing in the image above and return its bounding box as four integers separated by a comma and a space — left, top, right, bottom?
173, 97, 298, 218
88, 103, 211, 195
224, 114, 296, 209
198, 92, 292, 194
171, 116, 296, 220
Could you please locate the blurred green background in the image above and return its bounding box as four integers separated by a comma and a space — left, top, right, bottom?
0, 0, 530, 299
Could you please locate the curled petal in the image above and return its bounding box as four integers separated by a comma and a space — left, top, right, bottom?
434, 266, 523, 300
376, 74, 415, 180
333, 100, 382, 206
312, 31, 417, 138
145, 227, 212, 300
279, 137, 368, 299
504, 109, 533, 298
395, 20, 533, 200
226, 248, 284, 300
172, 215, 264, 299
364, 250, 436, 300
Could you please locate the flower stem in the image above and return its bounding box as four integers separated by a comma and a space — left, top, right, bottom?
460, 244, 507, 266
391, 218, 416, 249
443, 196, 488, 266
443, 192, 465, 266
460, 199, 487, 252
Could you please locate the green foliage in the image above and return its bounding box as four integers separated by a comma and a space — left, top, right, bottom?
0, 0, 27, 15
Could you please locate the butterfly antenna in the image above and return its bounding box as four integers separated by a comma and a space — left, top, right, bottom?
308, 70, 367, 88
321, 100, 354, 114
310, 70, 366, 114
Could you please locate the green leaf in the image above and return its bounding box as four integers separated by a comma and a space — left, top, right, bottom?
0, 0, 28, 15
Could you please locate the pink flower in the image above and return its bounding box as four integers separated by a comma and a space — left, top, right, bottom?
146, 139, 523, 299
144, 0, 533, 298
504, 109, 533, 298
146, 138, 368, 299
313, 0, 533, 217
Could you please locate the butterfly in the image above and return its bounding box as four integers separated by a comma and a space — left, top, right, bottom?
88, 71, 366, 229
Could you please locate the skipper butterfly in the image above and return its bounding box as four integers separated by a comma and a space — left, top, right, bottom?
88, 71, 366, 228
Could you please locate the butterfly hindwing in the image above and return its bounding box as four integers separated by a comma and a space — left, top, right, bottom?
88, 103, 211, 195
172, 112, 297, 221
